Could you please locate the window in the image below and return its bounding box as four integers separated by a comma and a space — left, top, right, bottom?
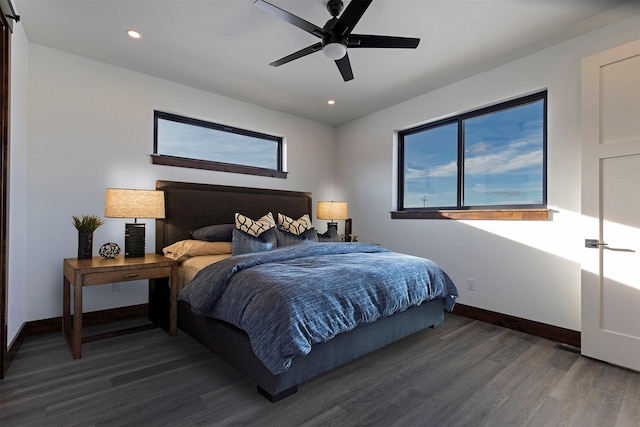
396, 92, 547, 220
152, 111, 286, 178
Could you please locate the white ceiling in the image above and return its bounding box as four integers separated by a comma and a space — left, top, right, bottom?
13, 0, 639, 125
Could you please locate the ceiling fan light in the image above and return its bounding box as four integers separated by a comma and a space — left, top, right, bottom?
323, 43, 347, 60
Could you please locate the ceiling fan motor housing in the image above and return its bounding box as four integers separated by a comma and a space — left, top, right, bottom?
322, 33, 347, 48
327, 0, 344, 17
322, 14, 347, 59
322, 17, 347, 48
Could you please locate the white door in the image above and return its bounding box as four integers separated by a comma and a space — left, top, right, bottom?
581, 39, 640, 372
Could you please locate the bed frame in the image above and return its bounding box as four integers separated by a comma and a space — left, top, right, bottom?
150, 180, 446, 402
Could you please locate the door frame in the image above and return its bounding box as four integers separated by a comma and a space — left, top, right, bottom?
0, 0, 16, 378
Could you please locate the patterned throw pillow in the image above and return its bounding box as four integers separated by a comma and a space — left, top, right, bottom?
277, 213, 313, 235
235, 212, 276, 237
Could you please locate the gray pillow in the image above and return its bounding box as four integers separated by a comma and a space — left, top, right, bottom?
317, 227, 341, 242
190, 223, 234, 242
275, 227, 319, 247
232, 227, 277, 255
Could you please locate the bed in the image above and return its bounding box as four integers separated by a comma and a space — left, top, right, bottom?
150, 180, 457, 402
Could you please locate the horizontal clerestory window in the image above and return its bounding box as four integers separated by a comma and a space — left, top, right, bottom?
152, 111, 286, 178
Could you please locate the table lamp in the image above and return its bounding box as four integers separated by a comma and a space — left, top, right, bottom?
105, 188, 165, 257
317, 201, 349, 233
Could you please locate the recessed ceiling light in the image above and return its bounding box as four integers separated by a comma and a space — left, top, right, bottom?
126, 29, 142, 39
327, 100, 336, 105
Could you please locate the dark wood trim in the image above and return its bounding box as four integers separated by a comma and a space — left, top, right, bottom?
0, 0, 17, 32
5, 301, 581, 375
0, 0, 10, 379
4, 322, 24, 375
25, 303, 148, 336
391, 208, 549, 220
4, 304, 148, 376
453, 303, 580, 348
151, 154, 288, 179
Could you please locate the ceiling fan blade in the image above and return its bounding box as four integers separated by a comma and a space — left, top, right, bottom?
334, 0, 372, 37
269, 43, 323, 67
254, 0, 326, 38
348, 34, 420, 49
335, 54, 354, 81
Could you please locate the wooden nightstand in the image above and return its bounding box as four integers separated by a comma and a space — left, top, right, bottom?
63, 254, 178, 359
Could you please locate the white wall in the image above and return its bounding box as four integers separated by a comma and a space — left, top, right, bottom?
336, 15, 640, 331
7, 21, 29, 345
25, 44, 337, 320
10, 11, 639, 338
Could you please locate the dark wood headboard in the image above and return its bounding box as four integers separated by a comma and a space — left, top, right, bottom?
155, 180, 313, 253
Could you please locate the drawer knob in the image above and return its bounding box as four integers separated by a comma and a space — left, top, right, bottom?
125, 273, 139, 279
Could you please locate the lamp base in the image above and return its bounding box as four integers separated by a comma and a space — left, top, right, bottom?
125, 223, 145, 258
344, 218, 352, 242
327, 222, 338, 232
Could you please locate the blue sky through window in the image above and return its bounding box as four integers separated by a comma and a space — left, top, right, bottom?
157, 118, 278, 170
404, 123, 458, 207
403, 98, 544, 208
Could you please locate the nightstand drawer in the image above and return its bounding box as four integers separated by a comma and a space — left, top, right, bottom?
82, 266, 174, 285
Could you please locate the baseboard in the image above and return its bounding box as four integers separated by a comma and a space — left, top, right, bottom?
4, 303, 581, 378
452, 303, 580, 348
24, 303, 148, 336
3, 322, 26, 378
2, 304, 148, 379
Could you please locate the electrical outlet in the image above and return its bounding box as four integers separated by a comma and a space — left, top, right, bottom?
112, 282, 122, 292
467, 278, 475, 291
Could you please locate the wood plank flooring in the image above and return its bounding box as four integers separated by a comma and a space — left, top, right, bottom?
1, 313, 638, 426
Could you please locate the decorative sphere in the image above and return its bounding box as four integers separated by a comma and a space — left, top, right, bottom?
99, 242, 121, 258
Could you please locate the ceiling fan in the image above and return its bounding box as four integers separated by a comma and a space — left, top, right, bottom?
254, 0, 420, 82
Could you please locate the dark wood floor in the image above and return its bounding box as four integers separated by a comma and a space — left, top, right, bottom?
1, 313, 638, 426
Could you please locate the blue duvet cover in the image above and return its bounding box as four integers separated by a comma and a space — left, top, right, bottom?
179, 242, 458, 375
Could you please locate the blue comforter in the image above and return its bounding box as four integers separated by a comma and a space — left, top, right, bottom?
179, 242, 458, 375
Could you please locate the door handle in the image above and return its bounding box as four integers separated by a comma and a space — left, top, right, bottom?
585, 239, 635, 252
604, 246, 636, 253
585, 239, 607, 248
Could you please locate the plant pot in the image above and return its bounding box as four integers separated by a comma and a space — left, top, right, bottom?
77, 232, 93, 260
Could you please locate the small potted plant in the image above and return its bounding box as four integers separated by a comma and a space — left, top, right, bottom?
72, 214, 104, 259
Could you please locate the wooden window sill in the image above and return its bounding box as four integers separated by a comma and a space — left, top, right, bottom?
390, 209, 549, 220
151, 155, 287, 179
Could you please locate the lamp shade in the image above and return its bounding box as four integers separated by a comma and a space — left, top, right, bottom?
105, 189, 165, 220
317, 201, 348, 220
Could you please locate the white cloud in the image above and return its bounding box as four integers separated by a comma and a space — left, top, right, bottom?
466, 149, 541, 175
467, 141, 491, 153
427, 161, 458, 177
405, 166, 428, 180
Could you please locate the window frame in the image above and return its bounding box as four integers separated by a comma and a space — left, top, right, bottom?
395, 91, 548, 220
152, 111, 287, 179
